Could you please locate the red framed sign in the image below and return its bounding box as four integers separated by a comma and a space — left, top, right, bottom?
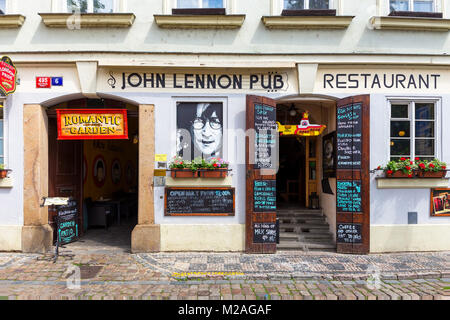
0, 56, 17, 96
56, 109, 128, 140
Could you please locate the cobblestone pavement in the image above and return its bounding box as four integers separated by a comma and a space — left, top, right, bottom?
0, 249, 448, 300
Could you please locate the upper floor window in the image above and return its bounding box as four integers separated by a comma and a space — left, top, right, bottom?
390, 0, 436, 13
176, 0, 224, 8
0, 0, 6, 14
66, 0, 116, 13
390, 101, 437, 161
284, 0, 331, 10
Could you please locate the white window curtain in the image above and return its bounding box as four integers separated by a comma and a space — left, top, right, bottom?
389, 0, 436, 13
176, 0, 224, 8
284, 0, 331, 10
65, 0, 117, 13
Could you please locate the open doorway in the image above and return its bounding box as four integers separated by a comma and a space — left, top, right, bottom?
275, 100, 336, 252
47, 98, 139, 252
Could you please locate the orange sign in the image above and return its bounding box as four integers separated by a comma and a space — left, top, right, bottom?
57, 109, 128, 140
0, 56, 17, 96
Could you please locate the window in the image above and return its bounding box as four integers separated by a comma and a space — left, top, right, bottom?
0, 0, 5, 14
390, 0, 436, 12
66, 0, 116, 13
390, 101, 437, 161
176, 0, 224, 8
284, 0, 331, 10
0, 101, 4, 165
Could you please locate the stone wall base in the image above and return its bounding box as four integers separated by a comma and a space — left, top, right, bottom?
131, 224, 160, 253
21, 225, 53, 253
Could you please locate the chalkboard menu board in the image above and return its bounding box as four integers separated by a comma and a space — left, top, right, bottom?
165, 187, 235, 215
253, 223, 277, 244
254, 104, 277, 169
337, 180, 362, 212
254, 180, 276, 212
337, 223, 362, 244
337, 103, 362, 169
57, 199, 79, 245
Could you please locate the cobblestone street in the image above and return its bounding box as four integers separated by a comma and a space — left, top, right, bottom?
0, 247, 448, 300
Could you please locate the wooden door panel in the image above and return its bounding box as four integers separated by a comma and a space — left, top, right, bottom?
336, 95, 370, 254
246, 95, 278, 254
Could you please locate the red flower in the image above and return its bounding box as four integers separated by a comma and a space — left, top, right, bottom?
419, 163, 426, 169
442, 166, 447, 170
410, 161, 413, 165
377, 165, 381, 170
387, 170, 393, 175
400, 157, 406, 161
408, 173, 413, 178
429, 163, 435, 168
406, 166, 411, 170
415, 157, 420, 161
213, 163, 218, 168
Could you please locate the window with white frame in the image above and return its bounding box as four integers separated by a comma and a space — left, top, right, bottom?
0, 0, 6, 14
176, 0, 224, 9
284, 0, 331, 10
390, 0, 436, 12
0, 100, 4, 165
390, 101, 437, 161
66, 0, 116, 13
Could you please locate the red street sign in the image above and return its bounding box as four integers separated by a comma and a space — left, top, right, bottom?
36, 76, 52, 89
0, 56, 17, 96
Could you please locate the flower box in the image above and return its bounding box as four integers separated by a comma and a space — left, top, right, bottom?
198, 169, 228, 178
170, 169, 198, 178
385, 171, 413, 178
417, 171, 447, 178
0, 169, 11, 179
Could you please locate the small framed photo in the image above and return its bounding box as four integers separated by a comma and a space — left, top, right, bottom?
431, 188, 450, 216
322, 131, 336, 178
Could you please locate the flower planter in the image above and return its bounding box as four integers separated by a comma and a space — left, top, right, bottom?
170, 169, 198, 178
0, 169, 11, 179
385, 171, 413, 178
417, 171, 447, 178
198, 169, 228, 178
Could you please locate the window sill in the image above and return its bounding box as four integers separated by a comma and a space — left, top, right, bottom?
0, 14, 25, 28
38, 13, 136, 28
370, 16, 450, 31
0, 178, 13, 188
153, 14, 245, 29
376, 177, 449, 189
261, 15, 354, 29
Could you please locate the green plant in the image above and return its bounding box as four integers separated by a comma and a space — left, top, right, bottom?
168, 156, 195, 171
192, 157, 229, 170
377, 157, 416, 177
416, 158, 447, 172
0, 164, 4, 170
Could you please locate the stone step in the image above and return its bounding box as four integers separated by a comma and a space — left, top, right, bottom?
277, 216, 326, 222
277, 240, 336, 251
300, 233, 334, 240
279, 223, 330, 230
277, 210, 323, 216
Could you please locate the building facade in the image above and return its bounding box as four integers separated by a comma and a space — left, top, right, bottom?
1, 0, 450, 254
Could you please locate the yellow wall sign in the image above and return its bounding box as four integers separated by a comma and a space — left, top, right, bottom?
155, 154, 167, 162
57, 109, 128, 140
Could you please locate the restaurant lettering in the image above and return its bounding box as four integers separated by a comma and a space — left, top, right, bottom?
107, 72, 288, 91
324, 73, 440, 90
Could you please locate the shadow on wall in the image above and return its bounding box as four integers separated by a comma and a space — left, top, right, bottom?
30, 21, 131, 45
0, 28, 21, 45
144, 22, 240, 47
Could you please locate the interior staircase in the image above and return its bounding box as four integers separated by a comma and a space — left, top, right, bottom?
277, 208, 336, 252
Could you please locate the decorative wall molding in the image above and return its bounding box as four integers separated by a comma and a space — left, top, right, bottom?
261, 15, 354, 29
154, 14, 245, 29
38, 13, 135, 28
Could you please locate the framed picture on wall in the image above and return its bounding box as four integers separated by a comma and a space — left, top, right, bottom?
176, 102, 224, 161
431, 188, 450, 216
322, 131, 336, 178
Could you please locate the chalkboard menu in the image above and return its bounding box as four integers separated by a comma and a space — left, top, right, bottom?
254, 180, 276, 212
165, 187, 235, 215
57, 199, 79, 245
337, 103, 362, 169
254, 104, 277, 169
337, 223, 362, 244
337, 180, 362, 212
253, 223, 277, 244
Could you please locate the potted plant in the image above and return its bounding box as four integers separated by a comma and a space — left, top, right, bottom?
416, 158, 447, 178
378, 157, 416, 178
0, 164, 11, 179
168, 156, 197, 178
196, 157, 230, 178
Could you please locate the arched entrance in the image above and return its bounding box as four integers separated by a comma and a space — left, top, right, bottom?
22, 95, 159, 253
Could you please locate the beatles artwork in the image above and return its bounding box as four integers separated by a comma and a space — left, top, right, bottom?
176, 102, 223, 161
431, 188, 450, 216
322, 131, 336, 178
111, 159, 122, 185
93, 155, 106, 188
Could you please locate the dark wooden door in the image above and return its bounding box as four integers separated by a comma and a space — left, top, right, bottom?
48, 117, 83, 242
335, 95, 370, 254
245, 95, 278, 253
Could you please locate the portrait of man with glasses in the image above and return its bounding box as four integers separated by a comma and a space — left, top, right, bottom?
176, 102, 223, 161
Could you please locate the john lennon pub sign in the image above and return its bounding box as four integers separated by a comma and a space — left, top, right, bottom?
0, 56, 17, 96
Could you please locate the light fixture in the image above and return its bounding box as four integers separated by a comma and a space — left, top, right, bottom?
289, 104, 297, 117
132, 132, 139, 144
